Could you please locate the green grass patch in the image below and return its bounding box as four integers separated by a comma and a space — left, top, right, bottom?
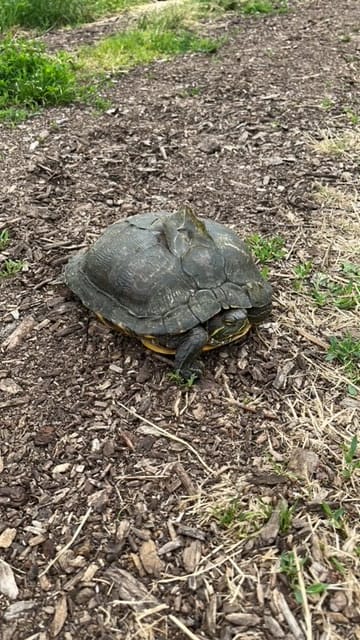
79, 10, 221, 73
0, 0, 146, 32
0, 10, 222, 121
0, 37, 83, 121
197, 0, 288, 16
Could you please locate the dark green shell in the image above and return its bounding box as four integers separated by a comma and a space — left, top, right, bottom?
64, 210, 272, 336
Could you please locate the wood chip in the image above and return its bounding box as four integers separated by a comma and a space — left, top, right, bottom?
224, 612, 261, 627
0, 527, 17, 548
4, 600, 36, 620
0, 378, 22, 394
264, 614, 286, 637
87, 487, 111, 511
0, 559, 19, 599
176, 524, 206, 541
158, 537, 183, 555
329, 591, 348, 612
51, 594, 68, 637
2, 316, 36, 350
287, 449, 319, 479
139, 539, 164, 576
80, 562, 99, 582
52, 462, 71, 476
258, 500, 284, 544
182, 539, 202, 573
205, 593, 217, 636
172, 462, 198, 494
272, 589, 305, 640
105, 567, 160, 612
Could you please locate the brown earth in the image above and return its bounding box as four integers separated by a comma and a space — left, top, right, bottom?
0, 1, 359, 639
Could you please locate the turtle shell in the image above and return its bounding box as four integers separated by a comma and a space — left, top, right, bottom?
64, 210, 272, 337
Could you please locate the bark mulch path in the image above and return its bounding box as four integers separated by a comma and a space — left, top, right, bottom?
0, 1, 359, 638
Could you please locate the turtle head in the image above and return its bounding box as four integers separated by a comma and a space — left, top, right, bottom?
246, 280, 272, 325
207, 309, 251, 345
248, 302, 272, 325
162, 208, 212, 257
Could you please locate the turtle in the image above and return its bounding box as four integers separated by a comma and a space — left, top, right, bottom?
64, 208, 272, 380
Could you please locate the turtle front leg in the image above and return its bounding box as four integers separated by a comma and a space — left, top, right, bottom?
173, 326, 208, 381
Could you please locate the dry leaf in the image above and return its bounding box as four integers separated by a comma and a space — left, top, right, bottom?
52, 462, 71, 476
51, 594, 67, 637
139, 539, 164, 576
81, 562, 99, 582
0, 559, 19, 599
0, 527, 17, 548
224, 612, 261, 627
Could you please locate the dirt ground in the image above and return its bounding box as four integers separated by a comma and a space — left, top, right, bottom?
0, 0, 359, 638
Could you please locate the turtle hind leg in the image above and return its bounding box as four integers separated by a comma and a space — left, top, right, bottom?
173, 326, 208, 381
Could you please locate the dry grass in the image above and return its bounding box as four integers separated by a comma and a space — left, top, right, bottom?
308, 129, 360, 156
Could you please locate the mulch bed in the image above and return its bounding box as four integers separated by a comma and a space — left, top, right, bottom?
1, 1, 359, 638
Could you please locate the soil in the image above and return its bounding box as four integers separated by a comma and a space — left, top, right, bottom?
0, 1, 359, 639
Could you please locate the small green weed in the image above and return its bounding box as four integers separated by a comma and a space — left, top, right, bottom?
293, 260, 313, 290
179, 86, 202, 97
342, 436, 360, 479
279, 502, 296, 533
309, 263, 359, 311
0, 259, 25, 277
260, 266, 270, 280
343, 108, 359, 125
279, 551, 328, 604
329, 556, 346, 575
246, 234, 286, 264
0, 229, 10, 250
320, 97, 335, 110
213, 499, 272, 536
168, 371, 198, 388
215, 499, 242, 528
321, 503, 347, 531
326, 334, 360, 390
339, 34, 351, 43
